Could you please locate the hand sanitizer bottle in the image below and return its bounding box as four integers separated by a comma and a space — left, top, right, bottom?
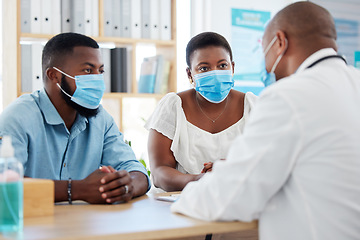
0, 136, 24, 232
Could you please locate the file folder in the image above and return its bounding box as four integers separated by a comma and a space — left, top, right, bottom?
160, 0, 172, 40
72, 0, 85, 34
141, 0, 151, 38
103, 0, 113, 36
92, 0, 99, 36
31, 44, 43, 91
51, 0, 61, 34
84, 0, 93, 36
154, 55, 164, 93
111, 48, 128, 92
149, 0, 160, 40
138, 56, 158, 93
126, 48, 132, 92
30, 0, 41, 33
41, 0, 52, 34
121, 0, 131, 38
21, 0, 31, 33
130, 0, 142, 39
61, 0, 72, 32
101, 48, 112, 93
112, 0, 122, 37
21, 44, 32, 92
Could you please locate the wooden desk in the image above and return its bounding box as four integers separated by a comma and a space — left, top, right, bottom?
0, 193, 258, 240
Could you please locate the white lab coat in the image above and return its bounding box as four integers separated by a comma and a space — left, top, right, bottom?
171, 48, 360, 240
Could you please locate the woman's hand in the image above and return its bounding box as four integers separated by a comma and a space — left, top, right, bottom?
201, 162, 214, 173
201, 158, 226, 173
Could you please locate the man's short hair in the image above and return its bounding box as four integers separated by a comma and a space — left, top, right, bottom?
42, 32, 99, 80
186, 32, 233, 67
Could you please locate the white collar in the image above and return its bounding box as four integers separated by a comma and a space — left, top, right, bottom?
296, 48, 338, 73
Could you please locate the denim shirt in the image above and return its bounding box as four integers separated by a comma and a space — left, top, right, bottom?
0, 89, 150, 188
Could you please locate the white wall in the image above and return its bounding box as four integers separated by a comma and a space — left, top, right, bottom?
176, 0, 192, 92
190, 0, 302, 42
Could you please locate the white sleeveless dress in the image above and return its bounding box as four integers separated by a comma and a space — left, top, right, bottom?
145, 92, 257, 174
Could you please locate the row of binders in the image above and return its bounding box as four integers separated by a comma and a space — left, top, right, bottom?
21, 43, 44, 93
20, 43, 170, 94
21, 44, 131, 93
138, 55, 171, 94
21, 0, 172, 40
103, 49, 171, 94
21, 0, 99, 36
101, 47, 131, 93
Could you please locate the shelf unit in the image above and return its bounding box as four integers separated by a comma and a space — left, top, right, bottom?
3, 0, 177, 133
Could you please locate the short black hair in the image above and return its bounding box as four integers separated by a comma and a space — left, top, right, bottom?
186, 32, 233, 67
42, 32, 99, 80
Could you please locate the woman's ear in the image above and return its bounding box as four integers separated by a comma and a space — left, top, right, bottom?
186, 67, 194, 85
231, 61, 235, 76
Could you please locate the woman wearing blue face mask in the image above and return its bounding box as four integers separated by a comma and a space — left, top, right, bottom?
145, 32, 257, 192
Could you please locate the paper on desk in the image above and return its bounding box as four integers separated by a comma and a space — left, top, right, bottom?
155, 194, 180, 202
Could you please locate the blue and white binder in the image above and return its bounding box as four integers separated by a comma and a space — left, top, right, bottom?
21, 0, 31, 33
149, 0, 160, 40
21, 44, 32, 92
154, 55, 164, 93
51, 0, 61, 34
61, 0, 72, 32
72, 0, 85, 34
92, 0, 99, 36
160, 0, 172, 41
84, 0, 93, 36
103, 0, 113, 36
41, 0, 52, 34
130, 0, 142, 39
101, 48, 112, 93
30, 0, 41, 33
121, 0, 131, 38
141, 0, 151, 38
138, 56, 158, 93
112, 0, 122, 37
31, 43, 43, 91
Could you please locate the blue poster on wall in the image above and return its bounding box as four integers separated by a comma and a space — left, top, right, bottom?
231, 9, 271, 95
334, 18, 360, 67
355, 51, 360, 69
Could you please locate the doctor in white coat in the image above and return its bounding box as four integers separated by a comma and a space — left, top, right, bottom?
171, 2, 360, 240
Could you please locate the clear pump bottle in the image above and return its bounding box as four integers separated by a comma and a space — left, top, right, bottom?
0, 136, 24, 232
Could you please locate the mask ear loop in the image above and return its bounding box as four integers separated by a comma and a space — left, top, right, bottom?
264, 36, 278, 56
270, 38, 288, 73
56, 83, 73, 99
53, 67, 75, 99
53, 67, 76, 80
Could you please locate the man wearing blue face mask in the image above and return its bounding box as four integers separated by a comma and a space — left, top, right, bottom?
0, 33, 150, 204
172, 2, 360, 240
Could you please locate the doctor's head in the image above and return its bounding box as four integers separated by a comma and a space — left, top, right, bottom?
262, 2, 337, 81
42, 33, 104, 118
186, 32, 235, 86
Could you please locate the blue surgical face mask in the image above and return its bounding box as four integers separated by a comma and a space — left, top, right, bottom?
260, 36, 287, 87
193, 70, 234, 103
53, 67, 105, 109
